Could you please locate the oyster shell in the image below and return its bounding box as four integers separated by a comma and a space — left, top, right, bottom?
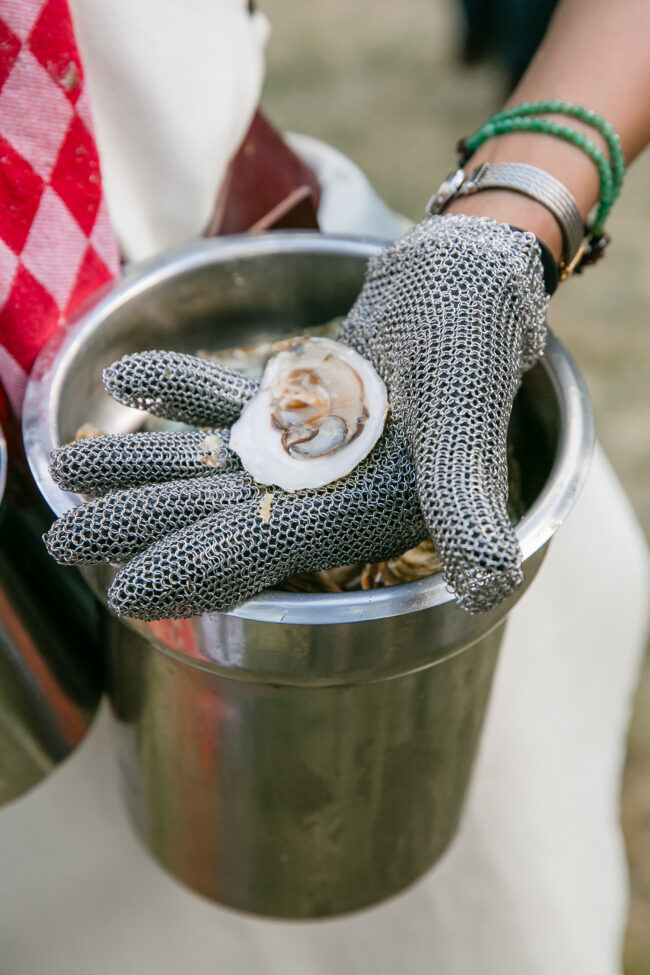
230, 337, 388, 491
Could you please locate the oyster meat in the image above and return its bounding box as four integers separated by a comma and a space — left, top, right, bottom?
230, 337, 388, 491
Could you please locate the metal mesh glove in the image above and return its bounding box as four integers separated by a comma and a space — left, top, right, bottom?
45, 214, 548, 619
45, 352, 424, 619
341, 214, 548, 611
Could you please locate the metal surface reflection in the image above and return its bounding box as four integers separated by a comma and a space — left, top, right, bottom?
0, 424, 103, 806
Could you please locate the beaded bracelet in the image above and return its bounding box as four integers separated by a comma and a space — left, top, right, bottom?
457, 102, 625, 269
485, 102, 625, 196
460, 118, 615, 233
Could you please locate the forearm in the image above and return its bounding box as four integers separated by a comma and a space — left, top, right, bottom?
446, 0, 650, 260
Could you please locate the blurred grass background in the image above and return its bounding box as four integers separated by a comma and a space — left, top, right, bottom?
260, 1, 650, 969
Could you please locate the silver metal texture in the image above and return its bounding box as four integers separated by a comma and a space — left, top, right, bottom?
428, 163, 584, 265
23, 233, 594, 916
41, 216, 551, 616
0, 422, 103, 806
341, 215, 549, 612
426, 167, 466, 215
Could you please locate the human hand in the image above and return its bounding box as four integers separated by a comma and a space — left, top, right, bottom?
45, 213, 548, 619
339, 213, 549, 612
44, 350, 424, 620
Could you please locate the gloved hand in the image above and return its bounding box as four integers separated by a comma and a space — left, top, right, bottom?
44, 361, 423, 620
45, 214, 548, 619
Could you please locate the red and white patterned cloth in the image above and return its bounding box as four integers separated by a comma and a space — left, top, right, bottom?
0, 0, 119, 418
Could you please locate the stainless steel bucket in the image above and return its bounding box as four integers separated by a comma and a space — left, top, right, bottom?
23, 233, 594, 917
0, 422, 103, 806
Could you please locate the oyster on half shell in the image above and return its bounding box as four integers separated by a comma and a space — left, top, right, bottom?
230, 337, 388, 491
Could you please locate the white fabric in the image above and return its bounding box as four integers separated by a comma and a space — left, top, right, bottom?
67, 0, 269, 261
286, 133, 412, 239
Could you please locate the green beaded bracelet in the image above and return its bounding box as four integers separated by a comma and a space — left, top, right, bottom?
462, 117, 614, 234
487, 101, 625, 195
459, 102, 625, 242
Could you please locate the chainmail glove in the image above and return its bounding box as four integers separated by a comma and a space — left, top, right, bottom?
340, 214, 548, 611
44, 350, 424, 620
44, 214, 548, 619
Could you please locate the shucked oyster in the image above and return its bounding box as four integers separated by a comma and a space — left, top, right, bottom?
230, 337, 388, 491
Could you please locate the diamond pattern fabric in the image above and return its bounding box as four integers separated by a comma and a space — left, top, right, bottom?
0, 0, 119, 415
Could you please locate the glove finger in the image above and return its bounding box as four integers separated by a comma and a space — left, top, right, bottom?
107, 502, 268, 620
416, 392, 523, 615
108, 452, 426, 621
50, 429, 238, 496
44, 473, 259, 565
103, 350, 260, 426
421, 463, 522, 615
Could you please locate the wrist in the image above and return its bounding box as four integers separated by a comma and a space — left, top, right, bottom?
445, 94, 630, 276
444, 188, 564, 262
464, 121, 604, 214
446, 117, 611, 261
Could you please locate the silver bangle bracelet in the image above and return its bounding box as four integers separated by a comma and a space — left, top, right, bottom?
427, 162, 584, 271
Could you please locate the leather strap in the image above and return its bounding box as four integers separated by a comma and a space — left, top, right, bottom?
206, 111, 321, 236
